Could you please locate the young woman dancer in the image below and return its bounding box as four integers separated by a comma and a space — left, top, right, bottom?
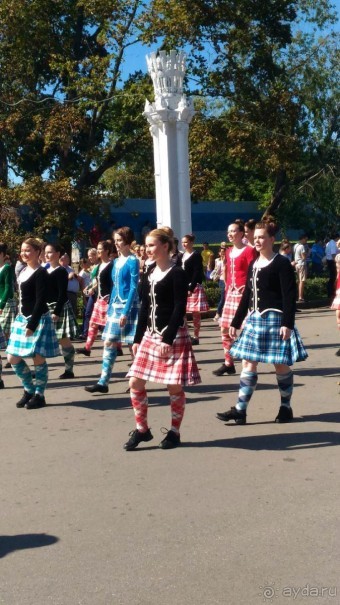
124, 228, 201, 451
85, 227, 139, 394
6, 238, 59, 408
181, 233, 209, 345
216, 219, 308, 424
0, 243, 17, 388
45, 243, 79, 379
77, 240, 113, 357
213, 220, 256, 376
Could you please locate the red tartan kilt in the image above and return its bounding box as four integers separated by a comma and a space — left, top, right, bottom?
90, 297, 109, 327
127, 327, 201, 386
220, 288, 244, 329
186, 284, 210, 313
331, 289, 340, 310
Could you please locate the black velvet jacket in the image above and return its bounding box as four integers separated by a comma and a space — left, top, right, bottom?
231, 254, 297, 330
19, 267, 49, 331
182, 251, 204, 292
46, 266, 68, 316
134, 265, 188, 345
98, 261, 113, 298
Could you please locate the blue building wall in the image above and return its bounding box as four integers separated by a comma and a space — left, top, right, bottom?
78, 199, 262, 244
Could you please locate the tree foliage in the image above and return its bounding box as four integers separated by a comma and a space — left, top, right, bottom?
0, 0, 338, 245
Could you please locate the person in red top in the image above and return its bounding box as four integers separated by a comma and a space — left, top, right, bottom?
213, 220, 257, 376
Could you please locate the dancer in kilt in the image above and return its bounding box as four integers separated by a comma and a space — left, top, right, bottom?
125, 228, 201, 451
45, 243, 79, 379
6, 238, 60, 409
181, 233, 209, 346
85, 227, 139, 394
0, 242, 17, 388
216, 219, 308, 425
213, 220, 256, 376
77, 240, 113, 357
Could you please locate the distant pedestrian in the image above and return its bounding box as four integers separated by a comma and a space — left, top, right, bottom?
331, 252, 340, 356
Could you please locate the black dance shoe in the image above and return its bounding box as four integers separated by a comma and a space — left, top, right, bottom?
59, 370, 74, 379
216, 406, 246, 424
84, 383, 108, 394
0, 379, 4, 389
124, 429, 153, 451
16, 390, 34, 408
76, 347, 91, 357
275, 406, 293, 423
213, 363, 236, 376
159, 429, 181, 449
25, 394, 47, 409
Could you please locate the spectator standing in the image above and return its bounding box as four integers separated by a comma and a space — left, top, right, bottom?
311, 239, 325, 276
294, 234, 309, 302
59, 253, 81, 319
325, 234, 339, 299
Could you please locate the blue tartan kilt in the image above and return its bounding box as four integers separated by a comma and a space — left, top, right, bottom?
47, 301, 79, 340
230, 310, 308, 366
0, 298, 18, 335
0, 324, 7, 350
6, 313, 60, 358
102, 301, 139, 345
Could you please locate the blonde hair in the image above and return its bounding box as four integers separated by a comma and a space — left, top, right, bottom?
147, 228, 174, 253
22, 237, 42, 252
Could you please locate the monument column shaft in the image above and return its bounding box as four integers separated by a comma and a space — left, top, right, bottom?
144, 51, 195, 241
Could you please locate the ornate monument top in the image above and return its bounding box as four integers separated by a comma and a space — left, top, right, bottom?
146, 50, 186, 98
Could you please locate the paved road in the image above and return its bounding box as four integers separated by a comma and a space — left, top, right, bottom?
1, 308, 339, 605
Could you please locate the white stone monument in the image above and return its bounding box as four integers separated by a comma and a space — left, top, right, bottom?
144, 50, 195, 241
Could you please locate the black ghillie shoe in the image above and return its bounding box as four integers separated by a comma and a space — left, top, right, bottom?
84, 383, 108, 394
216, 406, 246, 425
76, 347, 91, 357
16, 390, 34, 408
335, 348, 340, 357
275, 406, 293, 423
59, 370, 74, 379
124, 428, 153, 451
213, 363, 236, 376
25, 394, 46, 409
0, 379, 4, 389
159, 429, 181, 450
191, 337, 199, 345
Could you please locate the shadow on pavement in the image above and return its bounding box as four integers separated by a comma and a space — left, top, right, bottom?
0, 533, 59, 559
182, 431, 340, 450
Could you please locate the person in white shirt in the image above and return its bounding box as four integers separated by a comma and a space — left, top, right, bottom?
325, 234, 339, 298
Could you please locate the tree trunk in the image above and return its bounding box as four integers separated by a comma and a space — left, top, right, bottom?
262, 168, 287, 218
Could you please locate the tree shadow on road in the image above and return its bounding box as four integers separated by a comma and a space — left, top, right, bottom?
183, 431, 340, 451
0, 533, 59, 559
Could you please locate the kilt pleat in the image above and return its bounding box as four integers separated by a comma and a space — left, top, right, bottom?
0, 324, 7, 350
331, 289, 340, 311
90, 297, 109, 326
220, 288, 243, 329
0, 298, 18, 335
127, 327, 201, 386
6, 313, 60, 358
186, 284, 209, 313
102, 301, 139, 345
230, 310, 308, 366
47, 300, 79, 340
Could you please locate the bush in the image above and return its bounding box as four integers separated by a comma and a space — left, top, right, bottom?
204, 281, 221, 307
304, 277, 328, 301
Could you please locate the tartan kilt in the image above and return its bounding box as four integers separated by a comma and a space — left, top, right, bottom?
90, 297, 109, 327
0, 324, 7, 350
220, 288, 244, 329
47, 300, 79, 340
127, 326, 201, 386
230, 310, 308, 366
331, 289, 340, 310
6, 312, 60, 358
102, 301, 139, 345
0, 298, 18, 336
186, 284, 210, 313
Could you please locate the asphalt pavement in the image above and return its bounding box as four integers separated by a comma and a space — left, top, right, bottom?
0, 307, 339, 605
